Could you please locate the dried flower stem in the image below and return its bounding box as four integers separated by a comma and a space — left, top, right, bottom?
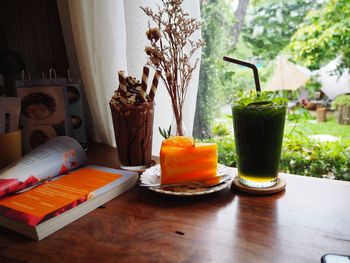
141, 0, 203, 135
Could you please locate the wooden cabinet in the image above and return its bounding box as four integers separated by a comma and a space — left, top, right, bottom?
0, 0, 68, 95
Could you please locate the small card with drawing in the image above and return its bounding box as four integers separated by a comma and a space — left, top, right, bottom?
16, 77, 69, 152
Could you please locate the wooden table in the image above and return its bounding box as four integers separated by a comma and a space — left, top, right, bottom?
0, 142, 349, 263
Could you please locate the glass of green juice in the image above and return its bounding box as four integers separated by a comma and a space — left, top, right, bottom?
232, 96, 287, 188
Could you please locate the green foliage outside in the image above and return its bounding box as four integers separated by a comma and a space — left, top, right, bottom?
332, 95, 350, 108
281, 132, 350, 180
202, 133, 350, 181
194, 0, 317, 138
212, 123, 231, 137
220, 62, 274, 105
242, 0, 319, 61
195, 0, 350, 180
203, 135, 237, 168
193, 0, 234, 139
289, 0, 350, 71
193, 0, 276, 139
285, 115, 350, 140
201, 112, 350, 180
303, 77, 322, 98
286, 107, 310, 122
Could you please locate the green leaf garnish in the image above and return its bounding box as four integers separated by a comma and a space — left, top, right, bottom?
234, 91, 288, 107
159, 125, 172, 139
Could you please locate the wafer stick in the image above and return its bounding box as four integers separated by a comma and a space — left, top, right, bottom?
141, 66, 149, 93
118, 70, 128, 104
140, 66, 149, 102
149, 70, 161, 101
140, 89, 148, 102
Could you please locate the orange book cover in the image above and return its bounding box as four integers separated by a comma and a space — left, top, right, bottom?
0, 136, 87, 198
0, 137, 138, 240
0, 166, 138, 227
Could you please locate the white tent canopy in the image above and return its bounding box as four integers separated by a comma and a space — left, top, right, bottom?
264, 55, 311, 91
314, 58, 350, 100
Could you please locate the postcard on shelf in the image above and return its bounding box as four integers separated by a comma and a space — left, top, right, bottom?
16, 78, 69, 152
0, 136, 138, 240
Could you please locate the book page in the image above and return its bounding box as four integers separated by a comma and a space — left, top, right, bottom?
0, 136, 86, 197
0, 167, 122, 226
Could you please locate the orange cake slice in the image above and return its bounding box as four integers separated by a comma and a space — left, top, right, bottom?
160, 136, 218, 184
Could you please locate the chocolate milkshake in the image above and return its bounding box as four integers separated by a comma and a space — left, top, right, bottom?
110, 101, 154, 170
110, 69, 157, 170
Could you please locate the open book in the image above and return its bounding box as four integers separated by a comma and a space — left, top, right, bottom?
0, 137, 138, 240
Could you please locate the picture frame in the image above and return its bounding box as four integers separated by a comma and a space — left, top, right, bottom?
16, 78, 69, 152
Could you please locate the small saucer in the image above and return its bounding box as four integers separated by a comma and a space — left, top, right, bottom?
121, 160, 156, 173
140, 164, 235, 196
231, 176, 286, 195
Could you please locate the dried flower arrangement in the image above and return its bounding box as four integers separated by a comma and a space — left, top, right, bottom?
141, 0, 204, 136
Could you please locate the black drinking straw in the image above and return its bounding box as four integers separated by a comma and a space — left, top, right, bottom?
223, 56, 261, 92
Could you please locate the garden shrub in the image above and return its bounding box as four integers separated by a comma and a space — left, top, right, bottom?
212, 123, 231, 136
281, 132, 350, 180
202, 136, 236, 168
287, 106, 311, 122
332, 95, 350, 108
202, 132, 350, 181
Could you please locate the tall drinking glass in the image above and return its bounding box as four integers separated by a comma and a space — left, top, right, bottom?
110, 101, 154, 171
232, 101, 287, 188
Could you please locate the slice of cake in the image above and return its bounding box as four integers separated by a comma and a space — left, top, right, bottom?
160, 136, 218, 184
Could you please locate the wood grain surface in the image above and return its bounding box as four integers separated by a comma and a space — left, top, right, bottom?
0, 0, 69, 80
0, 142, 349, 263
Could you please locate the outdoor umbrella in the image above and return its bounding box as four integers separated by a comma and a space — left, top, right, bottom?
264, 55, 311, 91
315, 58, 350, 100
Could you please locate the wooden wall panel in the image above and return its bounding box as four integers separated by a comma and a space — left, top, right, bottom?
0, 0, 68, 82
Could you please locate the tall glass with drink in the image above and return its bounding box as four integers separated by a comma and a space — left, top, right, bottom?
232, 97, 287, 188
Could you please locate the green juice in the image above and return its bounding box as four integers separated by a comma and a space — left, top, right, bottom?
232, 102, 286, 188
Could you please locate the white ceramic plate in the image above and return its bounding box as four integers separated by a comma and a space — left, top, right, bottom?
140, 164, 235, 196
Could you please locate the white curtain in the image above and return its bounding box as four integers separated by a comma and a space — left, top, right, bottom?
59, 0, 201, 155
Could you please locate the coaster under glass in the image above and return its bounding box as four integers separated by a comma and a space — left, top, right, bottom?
239, 176, 277, 188
232, 176, 286, 196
